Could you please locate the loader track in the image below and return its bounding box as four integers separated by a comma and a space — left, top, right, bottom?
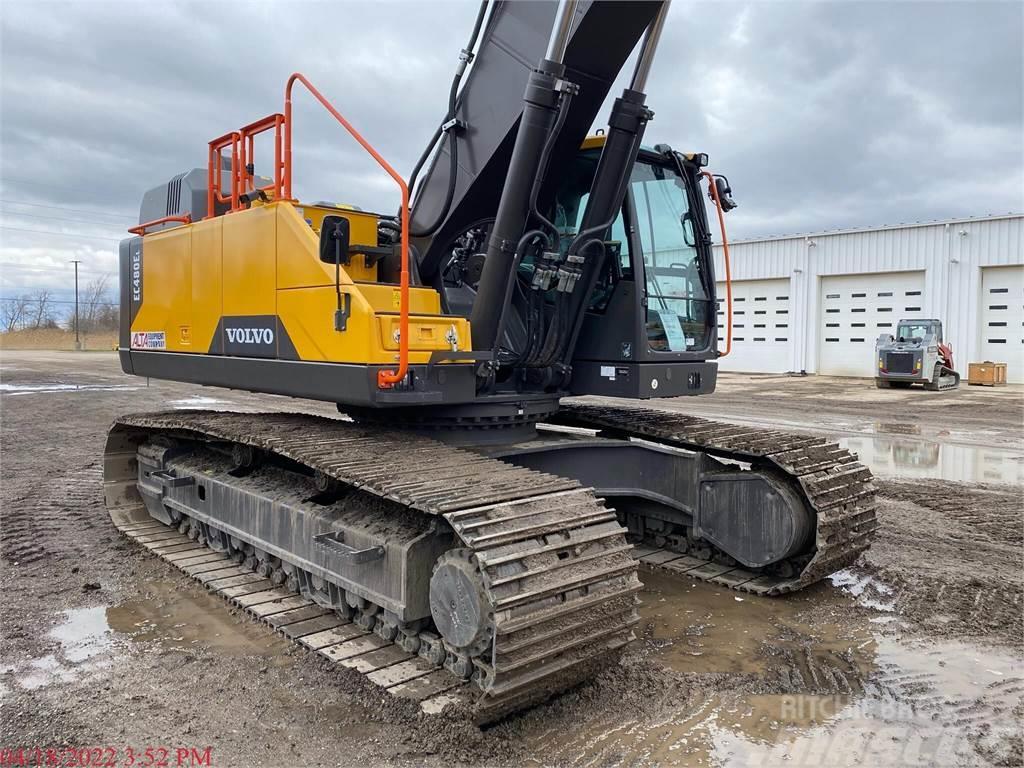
931, 365, 961, 391
546, 403, 879, 595
103, 411, 640, 724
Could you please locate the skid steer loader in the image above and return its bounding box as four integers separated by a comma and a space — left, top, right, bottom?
876, 318, 960, 390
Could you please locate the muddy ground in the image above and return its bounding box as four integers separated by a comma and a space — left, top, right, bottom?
1, 351, 1021, 767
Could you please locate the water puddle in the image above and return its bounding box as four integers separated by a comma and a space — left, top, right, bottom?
637, 571, 865, 678
839, 435, 1024, 483
829, 569, 896, 612
4, 582, 291, 694
0, 382, 141, 395
12, 607, 114, 691
106, 579, 291, 658
526, 570, 1024, 767
167, 395, 233, 409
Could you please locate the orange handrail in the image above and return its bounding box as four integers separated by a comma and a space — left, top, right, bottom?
129, 213, 192, 236
208, 131, 242, 219
702, 171, 732, 358
285, 72, 410, 389
239, 113, 286, 198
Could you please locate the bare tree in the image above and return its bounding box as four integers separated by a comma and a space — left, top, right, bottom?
27, 290, 55, 329
79, 275, 112, 332
1, 295, 30, 332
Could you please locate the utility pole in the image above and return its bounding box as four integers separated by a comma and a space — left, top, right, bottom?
70, 259, 81, 351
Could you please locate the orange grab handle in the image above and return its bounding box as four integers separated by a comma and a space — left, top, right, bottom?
701, 171, 732, 358
129, 213, 192, 236
284, 73, 410, 389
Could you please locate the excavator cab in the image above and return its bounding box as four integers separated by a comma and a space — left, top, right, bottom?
557, 142, 719, 397
432, 140, 721, 400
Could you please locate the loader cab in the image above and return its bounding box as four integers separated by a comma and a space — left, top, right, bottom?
896, 319, 942, 343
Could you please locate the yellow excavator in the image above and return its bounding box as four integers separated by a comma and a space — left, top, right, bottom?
103, 0, 877, 722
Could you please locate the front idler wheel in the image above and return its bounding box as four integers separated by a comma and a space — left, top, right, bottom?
429, 549, 493, 660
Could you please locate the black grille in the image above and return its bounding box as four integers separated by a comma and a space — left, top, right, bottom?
886, 352, 914, 374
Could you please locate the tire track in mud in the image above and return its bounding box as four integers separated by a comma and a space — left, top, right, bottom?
869, 480, 1023, 647
515, 621, 1024, 768
1, 463, 104, 566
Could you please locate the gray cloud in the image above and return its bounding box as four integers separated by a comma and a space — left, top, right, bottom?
1, 0, 1021, 303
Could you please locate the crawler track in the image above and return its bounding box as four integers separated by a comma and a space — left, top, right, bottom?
547, 403, 879, 594
104, 403, 877, 720
103, 411, 640, 723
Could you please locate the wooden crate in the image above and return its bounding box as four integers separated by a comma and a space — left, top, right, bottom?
967, 361, 1008, 386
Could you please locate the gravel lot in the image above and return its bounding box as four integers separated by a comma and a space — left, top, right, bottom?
2, 351, 1021, 767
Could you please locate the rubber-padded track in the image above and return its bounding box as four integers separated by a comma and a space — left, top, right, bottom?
546, 403, 879, 595
103, 411, 640, 723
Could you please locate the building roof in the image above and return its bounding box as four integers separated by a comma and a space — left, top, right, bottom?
724, 212, 1023, 246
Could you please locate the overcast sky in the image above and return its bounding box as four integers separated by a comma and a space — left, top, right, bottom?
1, 0, 1021, 306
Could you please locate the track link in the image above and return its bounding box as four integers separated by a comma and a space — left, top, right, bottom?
930, 365, 961, 391
547, 403, 879, 595
103, 411, 640, 723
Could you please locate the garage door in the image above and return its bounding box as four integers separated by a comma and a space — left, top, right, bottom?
818, 271, 926, 377
980, 265, 1024, 383
715, 278, 791, 372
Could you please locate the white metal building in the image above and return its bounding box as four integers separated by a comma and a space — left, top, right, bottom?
709, 213, 1024, 382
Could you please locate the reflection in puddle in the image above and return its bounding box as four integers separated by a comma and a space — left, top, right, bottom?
50, 606, 113, 662
839, 435, 1024, 484
829, 569, 895, 612
874, 422, 922, 436
4, 582, 290, 694
14, 607, 113, 691
526, 570, 1024, 767
167, 396, 232, 409
0, 382, 140, 395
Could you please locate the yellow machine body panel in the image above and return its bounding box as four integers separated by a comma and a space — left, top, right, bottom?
223, 205, 278, 317
130, 227, 194, 352
190, 217, 223, 352
129, 202, 470, 365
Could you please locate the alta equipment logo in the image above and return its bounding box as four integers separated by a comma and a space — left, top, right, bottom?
225, 327, 275, 345
131, 331, 165, 350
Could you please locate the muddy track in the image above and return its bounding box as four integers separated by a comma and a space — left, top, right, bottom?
550, 403, 879, 593
104, 410, 642, 723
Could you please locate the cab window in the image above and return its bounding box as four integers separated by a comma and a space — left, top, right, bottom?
631, 161, 712, 352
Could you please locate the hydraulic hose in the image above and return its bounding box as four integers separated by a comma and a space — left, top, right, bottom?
494, 228, 549, 363
527, 89, 573, 243
408, 0, 489, 237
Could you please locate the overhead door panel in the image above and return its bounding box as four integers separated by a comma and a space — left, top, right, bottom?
716, 278, 791, 373
980, 265, 1024, 383
818, 272, 926, 377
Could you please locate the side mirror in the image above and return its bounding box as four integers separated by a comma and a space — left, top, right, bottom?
713, 176, 738, 212
319, 215, 351, 264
